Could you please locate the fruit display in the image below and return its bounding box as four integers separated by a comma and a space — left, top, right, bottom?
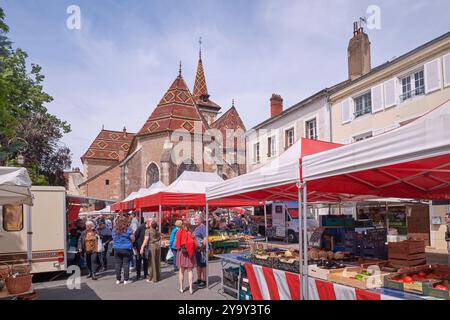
384, 264, 450, 294
423, 280, 450, 299
328, 266, 390, 290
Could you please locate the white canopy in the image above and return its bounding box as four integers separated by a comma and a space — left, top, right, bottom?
0, 166, 33, 206
302, 100, 450, 182
206, 139, 301, 200
166, 171, 223, 194
136, 181, 166, 198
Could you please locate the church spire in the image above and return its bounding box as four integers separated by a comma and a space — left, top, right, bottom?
193, 37, 209, 99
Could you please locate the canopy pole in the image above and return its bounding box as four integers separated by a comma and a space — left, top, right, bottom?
302, 182, 309, 300
158, 204, 162, 266
297, 186, 303, 301
263, 202, 268, 243
205, 201, 210, 289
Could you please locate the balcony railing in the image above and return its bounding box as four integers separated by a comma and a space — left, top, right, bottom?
400, 85, 425, 102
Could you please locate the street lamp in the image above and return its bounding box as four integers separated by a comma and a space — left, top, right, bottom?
17, 154, 25, 165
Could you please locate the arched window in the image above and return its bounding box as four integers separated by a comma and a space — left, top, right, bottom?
146, 163, 160, 187
177, 158, 199, 178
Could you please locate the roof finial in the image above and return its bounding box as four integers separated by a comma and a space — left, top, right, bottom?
179, 60, 182, 76
102, 124, 104, 130
198, 36, 202, 60
232, 99, 235, 108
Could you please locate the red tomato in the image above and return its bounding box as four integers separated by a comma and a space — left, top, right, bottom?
418, 271, 427, 277
434, 284, 448, 291
402, 276, 414, 284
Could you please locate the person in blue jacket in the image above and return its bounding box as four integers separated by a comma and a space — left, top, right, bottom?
169, 220, 182, 272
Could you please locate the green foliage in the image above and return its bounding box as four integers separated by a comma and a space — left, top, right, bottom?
0, 7, 72, 186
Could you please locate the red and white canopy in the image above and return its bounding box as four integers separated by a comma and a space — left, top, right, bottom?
206, 138, 342, 202
302, 99, 450, 200
138, 171, 260, 210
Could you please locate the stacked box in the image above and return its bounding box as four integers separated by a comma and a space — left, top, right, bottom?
388, 240, 426, 267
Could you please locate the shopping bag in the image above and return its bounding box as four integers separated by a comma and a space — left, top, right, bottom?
166, 249, 174, 261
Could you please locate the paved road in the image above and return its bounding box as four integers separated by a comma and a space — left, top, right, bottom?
33, 259, 232, 300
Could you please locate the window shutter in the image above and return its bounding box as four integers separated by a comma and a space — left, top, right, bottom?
341, 98, 351, 124
371, 84, 384, 113
443, 53, 450, 88
424, 58, 441, 93
384, 78, 397, 108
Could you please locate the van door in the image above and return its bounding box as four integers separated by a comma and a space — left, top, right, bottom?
272, 203, 286, 238
0, 204, 29, 264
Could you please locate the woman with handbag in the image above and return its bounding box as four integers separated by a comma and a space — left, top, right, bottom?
176, 220, 197, 294
77, 220, 99, 280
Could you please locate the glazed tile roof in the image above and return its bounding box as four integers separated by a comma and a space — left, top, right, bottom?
193, 56, 221, 111
137, 73, 208, 136
81, 129, 135, 162
211, 105, 246, 147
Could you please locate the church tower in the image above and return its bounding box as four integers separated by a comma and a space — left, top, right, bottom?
193, 38, 221, 125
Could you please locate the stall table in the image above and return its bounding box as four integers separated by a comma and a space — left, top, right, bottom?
215, 252, 436, 300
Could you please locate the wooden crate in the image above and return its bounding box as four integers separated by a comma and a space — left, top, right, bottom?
388, 240, 425, 255
327, 267, 389, 290
389, 258, 427, 268
388, 252, 426, 260
307, 264, 344, 281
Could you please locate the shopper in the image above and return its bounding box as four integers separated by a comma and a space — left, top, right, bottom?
134, 219, 151, 280
176, 221, 197, 294
97, 218, 112, 271
169, 220, 182, 272
112, 215, 135, 284
70, 219, 85, 267
193, 216, 207, 288
141, 220, 161, 283
77, 220, 99, 280
446, 213, 450, 266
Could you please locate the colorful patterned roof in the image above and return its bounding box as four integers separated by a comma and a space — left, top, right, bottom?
82, 129, 135, 162
193, 55, 221, 111
211, 105, 246, 146
137, 73, 208, 136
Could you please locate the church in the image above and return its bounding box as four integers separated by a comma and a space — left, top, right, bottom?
72, 47, 247, 201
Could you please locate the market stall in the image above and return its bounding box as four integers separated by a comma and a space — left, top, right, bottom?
206, 99, 450, 300
0, 166, 34, 299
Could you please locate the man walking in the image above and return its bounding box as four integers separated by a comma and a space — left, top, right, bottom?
446, 213, 450, 266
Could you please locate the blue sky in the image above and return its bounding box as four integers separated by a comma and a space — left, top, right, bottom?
2, 0, 450, 168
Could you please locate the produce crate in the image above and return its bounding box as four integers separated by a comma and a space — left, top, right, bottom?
239, 290, 253, 300
211, 240, 239, 250
273, 258, 300, 274
251, 255, 274, 268
423, 280, 450, 300
223, 267, 240, 282
308, 264, 346, 281
327, 266, 389, 289
383, 264, 450, 294
223, 277, 238, 290
353, 258, 388, 269
388, 240, 425, 255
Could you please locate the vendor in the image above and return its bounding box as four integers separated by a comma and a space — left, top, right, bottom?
358, 209, 370, 220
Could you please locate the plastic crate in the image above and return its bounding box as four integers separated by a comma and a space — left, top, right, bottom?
223, 267, 240, 282
239, 291, 253, 300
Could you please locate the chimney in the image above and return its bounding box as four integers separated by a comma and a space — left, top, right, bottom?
270, 94, 283, 117
348, 22, 371, 81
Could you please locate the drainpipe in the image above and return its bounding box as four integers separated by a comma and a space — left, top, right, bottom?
326, 94, 333, 142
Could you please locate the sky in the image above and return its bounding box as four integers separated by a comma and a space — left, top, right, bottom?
1, 0, 450, 169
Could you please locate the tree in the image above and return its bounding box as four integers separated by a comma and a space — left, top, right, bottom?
0, 7, 72, 186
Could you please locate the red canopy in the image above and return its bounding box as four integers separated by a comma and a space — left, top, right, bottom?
137, 192, 260, 211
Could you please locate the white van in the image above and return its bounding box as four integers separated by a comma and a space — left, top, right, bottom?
0, 186, 67, 274
254, 201, 318, 243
